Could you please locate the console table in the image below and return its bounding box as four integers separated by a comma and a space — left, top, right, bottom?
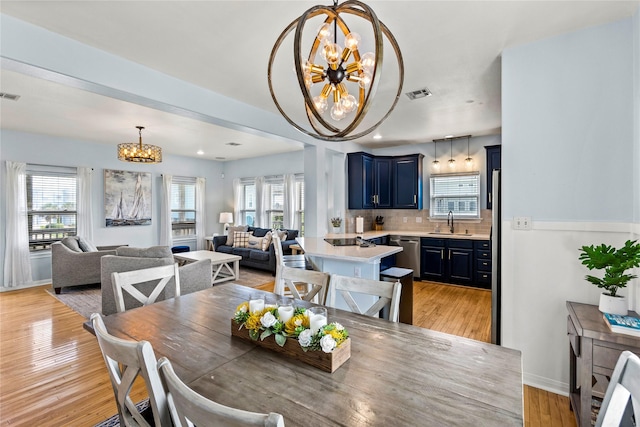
566, 301, 640, 426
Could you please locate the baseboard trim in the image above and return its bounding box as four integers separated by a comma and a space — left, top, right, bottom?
0, 279, 50, 292
524, 372, 568, 397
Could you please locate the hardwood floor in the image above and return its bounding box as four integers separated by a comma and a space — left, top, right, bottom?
0, 282, 576, 426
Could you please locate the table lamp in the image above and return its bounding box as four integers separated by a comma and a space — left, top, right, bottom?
219, 212, 233, 235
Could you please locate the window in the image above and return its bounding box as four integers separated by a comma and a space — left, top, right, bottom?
27, 165, 77, 251
171, 177, 196, 237
430, 172, 480, 219
240, 179, 256, 227
265, 176, 284, 229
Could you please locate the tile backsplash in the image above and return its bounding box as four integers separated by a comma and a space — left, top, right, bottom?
341, 209, 492, 235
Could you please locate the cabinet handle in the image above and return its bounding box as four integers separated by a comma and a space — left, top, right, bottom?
449, 249, 452, 259
376, 195, 379, 204
489, 193, 492, 204
371, 195, 376, 204
413, 194, 417, 204
441, 249, 444, 259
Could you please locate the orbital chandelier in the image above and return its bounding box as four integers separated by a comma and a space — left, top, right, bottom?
268, 0, 404, 141
117, 126, 162, 164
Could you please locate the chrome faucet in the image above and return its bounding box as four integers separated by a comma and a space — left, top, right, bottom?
447, 210, 454, 234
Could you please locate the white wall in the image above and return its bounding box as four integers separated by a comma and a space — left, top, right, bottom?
502, 16, 637, 394
0, 129, 224, 284
634, 9, 640, 224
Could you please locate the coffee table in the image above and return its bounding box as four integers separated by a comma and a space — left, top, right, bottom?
173, 250, 241, 284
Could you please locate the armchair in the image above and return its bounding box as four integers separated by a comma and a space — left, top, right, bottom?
51, 239, 123, 294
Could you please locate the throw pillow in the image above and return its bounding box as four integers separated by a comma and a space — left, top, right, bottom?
61, 236, 82, 252
272, 229, 288, 242
247, 235, 262, 250
261, 231, 273, 251
233, 231, 252, 248
77, 236, 98, 252
226, 225, 248, 246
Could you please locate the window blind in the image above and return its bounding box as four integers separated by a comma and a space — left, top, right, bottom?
430, 172, 480, 218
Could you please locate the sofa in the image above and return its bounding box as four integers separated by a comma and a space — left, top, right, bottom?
213, 226, 299, 273
51, 237, 124, 294
101, 246, 211, 315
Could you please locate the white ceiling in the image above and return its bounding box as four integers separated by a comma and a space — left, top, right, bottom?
1, 1, 638, 160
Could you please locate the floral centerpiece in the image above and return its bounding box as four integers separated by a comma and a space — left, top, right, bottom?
233, 302, 349, 353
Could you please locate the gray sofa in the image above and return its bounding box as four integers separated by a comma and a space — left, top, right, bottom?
51, 238, 124, 294
213, 226, 299, 273
101, 246, 211, 315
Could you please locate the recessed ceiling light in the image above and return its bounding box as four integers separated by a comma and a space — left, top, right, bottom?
226, 142, 241, 146
444, 135, 454, 138
373, 134, 382, 140
197, 150, 204, 155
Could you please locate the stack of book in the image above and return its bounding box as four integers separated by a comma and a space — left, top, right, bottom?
602, 312, 640, 337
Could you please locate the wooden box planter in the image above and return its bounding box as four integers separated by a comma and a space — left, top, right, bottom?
230, 320, 350, 373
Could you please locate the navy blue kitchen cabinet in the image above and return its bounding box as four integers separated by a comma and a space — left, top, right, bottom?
421, 238, 487, 287
348, 152, 423, 209
393, 154, 424, 209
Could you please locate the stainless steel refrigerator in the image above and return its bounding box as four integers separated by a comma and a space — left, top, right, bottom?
491, 169, 501, 345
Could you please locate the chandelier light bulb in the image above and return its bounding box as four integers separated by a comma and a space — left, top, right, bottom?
358, 71, 372, 88
345, 32, 361, 50
360, 52, 376, 71
322, 43, 342, 65
341, 94, 357, 113
313, 95, 328, 113
304, 73, 313, 88
330, 103, 346, 121
432, 160, 440, 171
317, 23, 332, 42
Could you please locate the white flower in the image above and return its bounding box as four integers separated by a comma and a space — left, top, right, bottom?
294, 318, 303, 327
260, 312, 277, 328
320, 334, 336, 353
238, 306, 247, 313
298, 329, 313, 347
333, 322, 344, 331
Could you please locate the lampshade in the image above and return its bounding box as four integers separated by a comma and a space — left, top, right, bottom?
219, 212, 233, 224
117, 126, 162, 164
268, 0, 404, 141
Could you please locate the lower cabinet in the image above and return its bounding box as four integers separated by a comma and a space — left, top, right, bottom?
421, 238, 490, 288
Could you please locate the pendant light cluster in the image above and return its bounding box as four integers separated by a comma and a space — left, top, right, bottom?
431, 135, 473, 172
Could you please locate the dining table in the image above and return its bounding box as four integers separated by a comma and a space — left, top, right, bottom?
97, 283, 524, 426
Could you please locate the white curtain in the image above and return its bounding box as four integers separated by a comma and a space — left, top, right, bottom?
232, 178, 242, 226
283, 174, 296, 229
195, 177, 206, 250
76, 167, 93, 240
255, 176, 266, 228
160, 174, 173, 247
3, 161, 32, 287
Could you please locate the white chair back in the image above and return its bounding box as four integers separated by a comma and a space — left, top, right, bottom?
327, 274, 402, 322
280, 265, 330, 305
596, 350, 640, 426
90, 313, 170, 427
111, 263, 180, 313
158, 357, 285, 427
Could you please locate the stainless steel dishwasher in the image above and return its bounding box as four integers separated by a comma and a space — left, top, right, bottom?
388, 235, 420, 279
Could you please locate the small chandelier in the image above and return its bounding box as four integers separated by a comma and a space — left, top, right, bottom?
465, 135, 473, 169
448, 138, 456, 170
432, 141, 440, 171
117, 126, 162, 164
268, 0, 404, 141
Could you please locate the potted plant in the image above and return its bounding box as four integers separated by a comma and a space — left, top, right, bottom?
578, 239, 640, 315
330, 217, 342, 232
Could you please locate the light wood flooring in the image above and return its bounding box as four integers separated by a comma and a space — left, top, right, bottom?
0, 278, 576, 426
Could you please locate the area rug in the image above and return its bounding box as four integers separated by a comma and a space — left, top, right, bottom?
46, 267, 275, 319
93, 399, 149, 427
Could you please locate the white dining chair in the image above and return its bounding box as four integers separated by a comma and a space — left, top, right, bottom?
279, 265, 330, 305
272, 234, 307, 295
595, 350, 640, 427
111, 263, 180, 313
157, 357, 285, 427
327, 274, 402, 322
90, 313, 170, 427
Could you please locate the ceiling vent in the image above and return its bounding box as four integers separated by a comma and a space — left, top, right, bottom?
0, 92, 20, 101
405, 87, 432, 100
225, 142, 241, 146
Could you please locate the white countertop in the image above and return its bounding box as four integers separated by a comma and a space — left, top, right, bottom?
325, 230, 491, 241
296, 237, 403, 263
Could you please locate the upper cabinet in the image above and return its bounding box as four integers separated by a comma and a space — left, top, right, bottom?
348, 152, 424, 210
485, 145, 501, 209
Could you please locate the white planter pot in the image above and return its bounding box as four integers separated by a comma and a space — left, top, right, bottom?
598, 293, 628, 315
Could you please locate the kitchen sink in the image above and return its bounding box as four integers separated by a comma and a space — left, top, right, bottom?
427, 232, 474, 236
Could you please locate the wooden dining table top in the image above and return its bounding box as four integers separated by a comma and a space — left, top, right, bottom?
99, 283, 523, 426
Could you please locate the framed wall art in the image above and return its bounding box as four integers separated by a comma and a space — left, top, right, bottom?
104, 169, 152, 227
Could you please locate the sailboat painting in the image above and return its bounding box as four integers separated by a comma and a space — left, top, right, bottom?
104, 169, 152, 227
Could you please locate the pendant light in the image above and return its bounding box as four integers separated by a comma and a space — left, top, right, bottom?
465, 135, 473, 169
448, 138, 456, 170
432, 141, 440, 171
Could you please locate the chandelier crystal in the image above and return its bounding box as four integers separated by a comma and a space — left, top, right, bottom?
117, 126, 162, 164
268, 0, 404, 141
